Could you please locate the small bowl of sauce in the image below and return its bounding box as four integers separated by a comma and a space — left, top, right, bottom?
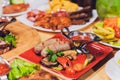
61, 27, 101, 53
0, 57, 10, 79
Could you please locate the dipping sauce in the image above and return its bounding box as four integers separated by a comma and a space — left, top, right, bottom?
0, 62, 10, 76
71, 35, 91, 41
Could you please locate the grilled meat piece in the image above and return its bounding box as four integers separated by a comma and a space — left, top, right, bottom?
69, 6, 92, 16
34, 38, 61, 55
41, 40, 71, 57
70, 13, 88, 20
0, 40, 11, 54
71, 0, 93, 8
71, 19, 86, 25
69, 6, 92, 25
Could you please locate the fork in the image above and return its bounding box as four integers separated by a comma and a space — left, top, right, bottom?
0, 17, 16, 31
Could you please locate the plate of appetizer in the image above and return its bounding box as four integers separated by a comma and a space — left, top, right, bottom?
2, 0, 49, 17
16, 0, 98, 32
92, 17, 120, 48
0, 18, 16, 55
2, 0, 30, 16
5, 56, 62, 80
19, 33, 113, 79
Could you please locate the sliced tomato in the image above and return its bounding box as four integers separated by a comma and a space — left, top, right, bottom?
114, 27, 120, 38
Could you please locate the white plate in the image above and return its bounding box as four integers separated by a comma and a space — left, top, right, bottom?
2, 9, 30, 17
16, 4, 98, 32
114, 50, 120, 66
99, 42, 120, 49
2, 0, 48, 16
105, 58, 120, 80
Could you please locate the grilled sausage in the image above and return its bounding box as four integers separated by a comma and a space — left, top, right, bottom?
41, 41, 70, 57
34, 38, 61, 55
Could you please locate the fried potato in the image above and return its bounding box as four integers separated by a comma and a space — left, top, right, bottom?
47, 0, 79, 13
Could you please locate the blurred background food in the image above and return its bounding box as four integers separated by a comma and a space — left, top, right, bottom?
71, 0, 96, 9
96, 0, 120, 19
93, 17, 120, 47
2, 0, 29, 14
46, 0, 79, 13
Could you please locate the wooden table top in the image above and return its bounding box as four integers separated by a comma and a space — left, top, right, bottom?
1, 19, 118, 80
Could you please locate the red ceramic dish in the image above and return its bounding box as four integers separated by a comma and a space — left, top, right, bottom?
19, 33, 113, 79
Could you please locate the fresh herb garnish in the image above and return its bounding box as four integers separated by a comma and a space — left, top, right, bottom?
46, 49, 64, 62
4, 34, 16, 47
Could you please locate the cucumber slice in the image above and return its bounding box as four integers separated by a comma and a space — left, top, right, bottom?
10, 0, 25, 4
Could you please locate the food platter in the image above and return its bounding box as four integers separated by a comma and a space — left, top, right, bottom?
2, 0, 48, 16
16, 3, 98, 32
19, 33, 113, 79
105, 58, 120, 80
1, 21, 40, 59
99, 42, 120, 49
105, 50, 120, 80
2, 8, 30, 17
92, 21, 120, 49
3, 56, 62, 80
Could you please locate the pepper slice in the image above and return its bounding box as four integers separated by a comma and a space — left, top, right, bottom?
57, 57, 72, 68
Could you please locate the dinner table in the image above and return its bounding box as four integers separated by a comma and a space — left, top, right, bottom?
1, 16, 119, 80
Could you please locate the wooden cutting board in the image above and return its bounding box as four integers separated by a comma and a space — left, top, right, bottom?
1, 21, 41, 60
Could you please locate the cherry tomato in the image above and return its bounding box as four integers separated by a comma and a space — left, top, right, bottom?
114, 27, 120, 38
65, 66, 75, 75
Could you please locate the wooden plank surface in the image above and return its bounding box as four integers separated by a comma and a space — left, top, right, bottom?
1, 20, 114, 80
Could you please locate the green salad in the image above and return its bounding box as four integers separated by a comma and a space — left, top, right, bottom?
8, 59, 40, 80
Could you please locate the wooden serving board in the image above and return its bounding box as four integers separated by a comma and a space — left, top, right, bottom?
1, 21, 41, 60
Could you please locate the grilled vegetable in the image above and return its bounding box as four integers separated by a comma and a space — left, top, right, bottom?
40, 57, 58, 68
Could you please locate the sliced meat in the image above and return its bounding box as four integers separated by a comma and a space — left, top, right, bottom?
0, 40, 11, 54
71, 19, 86, 25
69, 6, 92, 16
70, 13, 88, 20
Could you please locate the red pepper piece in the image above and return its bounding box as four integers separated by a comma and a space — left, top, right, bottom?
57, 57, 72, 68
72, 54, 86, 65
